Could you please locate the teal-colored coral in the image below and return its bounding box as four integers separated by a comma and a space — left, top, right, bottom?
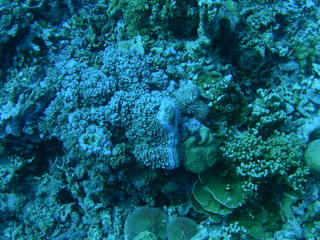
78, 124, 112, 156
166, 217, 198, 240
194, 71, 247, 120
133, 231, 158, 240
304, 139, 320, 175
182, 125, 218, 173
124, 207, 167, 240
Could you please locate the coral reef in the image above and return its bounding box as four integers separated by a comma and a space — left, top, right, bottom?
0, 0, 320, 239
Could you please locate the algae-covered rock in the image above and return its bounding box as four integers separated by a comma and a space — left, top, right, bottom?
304, 139, 320, 175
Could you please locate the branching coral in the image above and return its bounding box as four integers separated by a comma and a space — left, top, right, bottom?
221, 129, 308, 192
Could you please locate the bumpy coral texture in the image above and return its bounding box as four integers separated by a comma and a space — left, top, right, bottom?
42, 46, 181, 169
182, 123, 218, 173
221, 129, 307, 191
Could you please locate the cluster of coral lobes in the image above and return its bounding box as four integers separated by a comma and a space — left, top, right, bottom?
1, 0, 320, 239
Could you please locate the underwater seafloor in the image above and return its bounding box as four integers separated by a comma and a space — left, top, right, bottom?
1, 0, 320, 239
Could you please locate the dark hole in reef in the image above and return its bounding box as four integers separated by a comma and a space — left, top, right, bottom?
166, 0, 199, 39
1, 25, 50, 79
158, 168, 197, 206
39, 137, 64, 156
168, 16, 199, 39
208, 16, 241, 66
30, 1, 71, 24
217, 18, 238, 56
31, 37, 48, 56
4, 136, 63, 177
0, 27, 31, 81
148, 83, 165, 91
309, 128, 320, 142
89, 193, 102, 204
111, 126, 128, 144
56, 188, 76, 204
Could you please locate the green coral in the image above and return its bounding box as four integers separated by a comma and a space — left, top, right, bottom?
221, 222, 248, 240
192, 180, 233, 216
191, 164, 284, 238
237, 0, 320, 73
121, 0, 151, 37
109, 0, 200, 39
182, 125, 218, 173
191, 165, 248, 221
194, 70, 247, 122
190, 194, 222, 224
199, 166, 247, 209
248, 88, 287, 130
304, 139, 320, 175
231, 201, 283, 239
